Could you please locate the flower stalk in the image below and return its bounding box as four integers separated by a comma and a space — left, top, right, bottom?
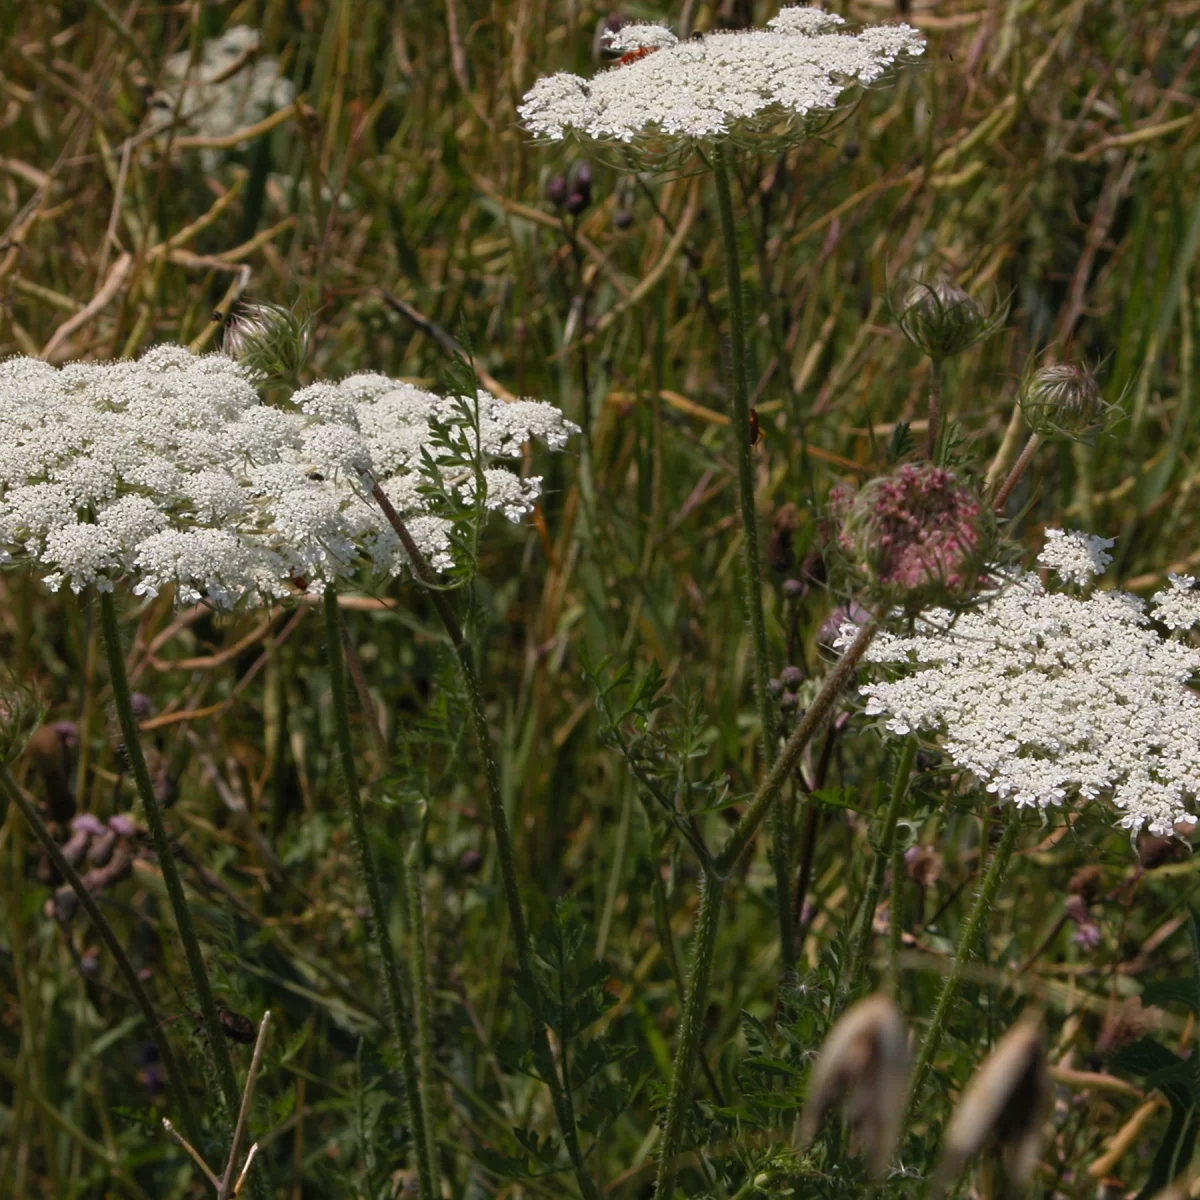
321, 587, 436, 1200
845, 737, 918, 997
97, 588, 242, 1123
712, 143, 790, 966
992, 432, 1042, 511
368, 482, 602, 1200
654, 616, 881, 1197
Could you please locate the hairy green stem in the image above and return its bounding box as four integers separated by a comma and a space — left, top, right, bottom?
846, 738, 918, 996
97, 589, 240, 1121
653, 871, 723, 1200
711, 146, 789, 966
0, 766, 201, 1147
901, 813, 1021, 1137
654, 618, 881, 1196
368, 485, 601, 1200
322, 589, 435, 1200
406, 833, 441, 1199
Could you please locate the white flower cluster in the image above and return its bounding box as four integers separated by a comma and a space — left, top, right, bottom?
518, 6, 924, 148
845, 538, 1200, 835
149, 26, 294, 169
0, 348, 576, 607
1152, 573, 1200, 632
1036, 528, 1114, 586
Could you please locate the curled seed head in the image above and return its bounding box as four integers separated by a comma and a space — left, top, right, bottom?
1019, 362, 1109, 438
223, 302, 313, 386
833, 464, 996, 615
893, 278, 1007, 362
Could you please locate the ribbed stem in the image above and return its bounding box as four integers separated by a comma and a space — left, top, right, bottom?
0, 766, 201, 1147
368, 485, 601, 1200
97, 589, 240, 1122
321, 589, 435, 1200
901, 813, 1021, 1136
653, 871, 723, 1199
712, 146, 789, 967
845, 738, 917, 997
927, 360, 944, 461
654, 618, 881, 1196
992, 432, 1042, 511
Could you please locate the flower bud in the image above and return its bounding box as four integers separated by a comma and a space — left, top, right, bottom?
798, 993, 910, 1181
933, 1016, 1050, 1195
1018, 362, 1108, 438
833, 464, 995, 614
0, 678, 44, 769
894, 279, 1006, 362
223, 302, 313, 387
565, 189, 589, 215
545, 175, 569, 208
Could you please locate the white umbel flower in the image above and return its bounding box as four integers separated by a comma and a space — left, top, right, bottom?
149, 27, 294, 170
0, 348, 576, 606
851, 539, 1200, 835
1152, 574, 1200, 632
1036, 528, 1114, 586
519, 6, 923, 151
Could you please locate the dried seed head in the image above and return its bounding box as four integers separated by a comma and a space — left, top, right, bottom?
222, 302, 313, 386
798, 993, 910, 1181
893, 279, 1006, 362
1019, 362, 1109, 438
933, 1016, 1050, 1195
833, 464, 995, 615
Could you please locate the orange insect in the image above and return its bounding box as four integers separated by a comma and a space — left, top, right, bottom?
748, 408, 762, 447
617, 46, 659, 66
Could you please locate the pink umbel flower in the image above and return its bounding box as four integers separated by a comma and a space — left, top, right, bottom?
834, 464, 994, 613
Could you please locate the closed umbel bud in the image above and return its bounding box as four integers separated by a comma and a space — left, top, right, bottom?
894, 279, 1005, 362
933, 1016, 1050, 1195
833, 464, 995, 615
1018, 362, 1108, 438
798, 994, 911, 1182
223, 302, 312, 387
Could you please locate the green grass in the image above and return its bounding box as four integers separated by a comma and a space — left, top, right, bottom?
2, 0, 1200, 1197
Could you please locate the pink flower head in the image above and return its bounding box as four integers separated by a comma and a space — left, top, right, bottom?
836, 464, 992, 613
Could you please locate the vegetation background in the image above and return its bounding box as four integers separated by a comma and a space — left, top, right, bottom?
1, 0, 1199, 1196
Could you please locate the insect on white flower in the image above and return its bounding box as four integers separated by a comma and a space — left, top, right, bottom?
518, 6, 924, 153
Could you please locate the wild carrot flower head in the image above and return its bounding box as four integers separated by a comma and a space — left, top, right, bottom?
147, 27, 294, 170
893, 279, 1006, 362
1019, 362, 1110, 438
518, 7, 924, 160
833, 464, 994, 614
849, 531, 1200, 835
0, 348, 576, 606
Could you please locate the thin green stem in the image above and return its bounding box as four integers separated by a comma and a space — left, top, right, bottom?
321, 589, 435, 1200
97, 589, 240, 1121
654, 617, 881, 1196
901, 813, 1022, 1137
368, 485, 601, 1200
653, 870, 723, 1200
711, 146, 789, 966
845, 738, 918, 996
0, 766, 201, 1147
406, 833, 441, 1199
